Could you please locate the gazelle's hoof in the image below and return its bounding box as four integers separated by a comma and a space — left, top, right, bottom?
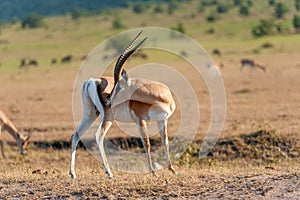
169, 166, 177, 175
108, 174, 115, 179
151, 170, 156, 177
70, 172, 77, 179
106, 171, 114, 179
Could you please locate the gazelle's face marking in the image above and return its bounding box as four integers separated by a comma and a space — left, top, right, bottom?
107, 70, 131, 106
17, 134, 30, 154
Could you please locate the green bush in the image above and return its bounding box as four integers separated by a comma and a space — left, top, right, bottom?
261, 42, 274, 49
206, 27, 215, 34
171, 22, 186, 34
70, 7, 85, 20
274, 2, 289, 19
153, 4, 164, 13
168, 0, 179, 15
275, 22, 289, 33
11, 16, 20, 25
206, 13, 218, 22
112, 18, 124, 29
295, 0, 300, 11
233, 0, 243, 6
247, 0, 253, 6
252, 19, 277, 37
202, 0, 218, 7
269, 0, 276, 6
132, 2, 147, 14
217, 3, 230, 14
293, 14, 300, 28
239, 5, 249, 16
21, 13, 44, 29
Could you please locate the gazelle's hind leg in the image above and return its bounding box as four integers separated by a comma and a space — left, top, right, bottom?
137, 119, 155, 176
157, 120, 177, 174
94, 117, 113, 179
69, 88, 97, 179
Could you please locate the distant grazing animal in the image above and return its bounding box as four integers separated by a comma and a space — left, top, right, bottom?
61, 55, 72, 63
19, 59, 38, 68
70, 31, 177, 179
0, 110, 31, 157
19, 59, 27, 68
51, 58, 57, 65
28, 59, 38, 67
240, 58, 266, 72
212, 49, 222, 57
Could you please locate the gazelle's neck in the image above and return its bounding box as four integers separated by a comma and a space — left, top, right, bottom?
3, 123, 21, 141
0, 111, 22, 141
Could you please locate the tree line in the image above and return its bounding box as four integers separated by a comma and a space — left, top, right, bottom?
0, 0, 151, 21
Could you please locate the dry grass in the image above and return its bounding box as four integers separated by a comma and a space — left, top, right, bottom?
0, 147, 299, 199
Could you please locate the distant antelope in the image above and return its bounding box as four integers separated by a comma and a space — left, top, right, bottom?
28, 59, 38, 67
51, 58, 57, 65
212, 49, 222, 57
0, 110, 31, 157
19, 59, 26, 68
240, 58, 266, 72
70, 31, 176, 179
61, 55, 72, 63
19, 59, 38, 68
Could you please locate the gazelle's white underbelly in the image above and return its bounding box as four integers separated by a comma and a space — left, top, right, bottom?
111, 101, 174, 123
111, 102, 134, 123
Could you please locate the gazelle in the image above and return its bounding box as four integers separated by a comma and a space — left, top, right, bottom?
0, 110, 31, 157
70, 31, 177, 179
240, 58, 266, 72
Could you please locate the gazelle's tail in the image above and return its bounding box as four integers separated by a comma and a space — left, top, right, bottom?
84, 78, 105, 125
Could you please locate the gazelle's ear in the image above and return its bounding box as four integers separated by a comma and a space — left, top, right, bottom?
121, 69, 129, 82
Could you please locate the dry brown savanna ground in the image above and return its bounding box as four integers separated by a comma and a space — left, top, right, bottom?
0, 6, 300, 198
0, 49, 299, 199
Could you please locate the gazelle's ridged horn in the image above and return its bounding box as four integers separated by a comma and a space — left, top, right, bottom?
114, 31, 143, 73
108, 31, 147, 99
114, 36, 147, 82
113, 31, 146, 85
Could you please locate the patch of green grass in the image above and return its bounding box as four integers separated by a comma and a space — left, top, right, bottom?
1, 0, 300, 71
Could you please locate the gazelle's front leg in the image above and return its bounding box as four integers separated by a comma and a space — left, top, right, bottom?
137, 119, 155, 176
0, 126, 5, 158
157, 120, 177, 174
94, 119, 113, 179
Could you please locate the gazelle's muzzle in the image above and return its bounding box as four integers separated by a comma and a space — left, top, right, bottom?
20, 149, 27, 154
